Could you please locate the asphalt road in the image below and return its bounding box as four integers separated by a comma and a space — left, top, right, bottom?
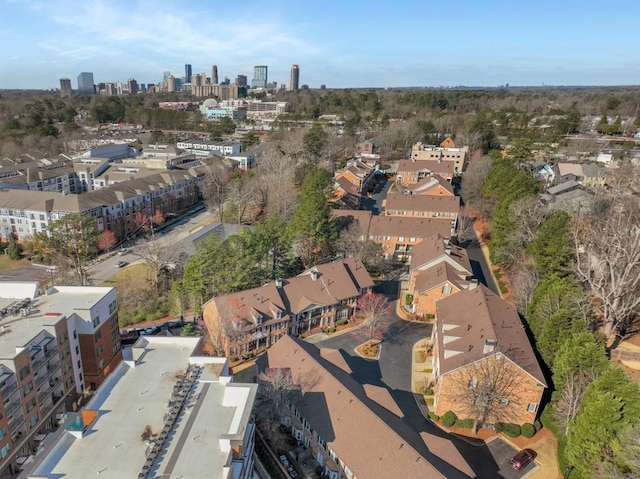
314, 280, 530, 479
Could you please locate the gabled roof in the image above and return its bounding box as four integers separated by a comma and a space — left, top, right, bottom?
435, 285, 547, 386
440, 137, 456, 148
413, 262, 470, 294
410, 235, 472, 274
407, 175, 455, 196
258, 336, 474, 479
385, 194, 460, 214
369, 216, 453, 238
335, 176, 361, 197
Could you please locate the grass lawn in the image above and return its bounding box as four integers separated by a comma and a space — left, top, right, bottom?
100, 263, 152, 286
0, 256, 31, 271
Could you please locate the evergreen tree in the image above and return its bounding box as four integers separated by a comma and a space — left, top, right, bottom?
7, 233, 22, 260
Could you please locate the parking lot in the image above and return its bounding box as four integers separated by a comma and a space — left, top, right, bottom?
486, 437, 538, 478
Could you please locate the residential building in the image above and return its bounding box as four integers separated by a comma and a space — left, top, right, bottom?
252, 66, 268, 89
76, 72, 94, 95
410, 141, 469, 173
432, 285, 547, 425
200, 102, 247, 121
396, 159, 455, 184
333, 210, 456, 258
59, 79, 72, 98
203, 259, 374, 357
355, 139, 380, 157
407, 235, 473, 317
288, 64, 300, 91
0, 157, 77, 194
219, 100, 288, 118
176, 140, 242, 156
258, 335, 474, 479
21, 336, 257, 479
384, 194, 459, 222
0, 282, 121, 477
404, 174, 455, 196
191, 83, 240, 100
167, 75, 176, 93
333, 159, 379, 203
552, 162, 606, 188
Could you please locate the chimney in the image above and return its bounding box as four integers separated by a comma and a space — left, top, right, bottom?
469, 278, 479, 290
310, 269, 319, 281
275, 278, 283, 288
445, 246, 451, 255
483, 339, 497, 355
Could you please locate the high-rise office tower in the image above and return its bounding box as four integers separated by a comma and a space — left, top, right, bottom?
167, 75, 176, 93
235, 75, 247, 87
184, 64, 192, 83
77, 72, 95, 95
163, 71, 171, 82
288, 64, 300, 91
59, 78, 72, 98
211, 65, 219, 85
193, 72, 206, 87
127, 78, 139, 94
252, 65, 268, 89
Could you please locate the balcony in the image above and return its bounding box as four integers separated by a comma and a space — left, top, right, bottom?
9, 413, 25, 431
38, 389, 52, 404
1, 381, 18, 398
35, 373, 49, 390
5, 400, 22, 416
46, 362, 61, 377
32, 357, 46, 372
44, 346, 58, 359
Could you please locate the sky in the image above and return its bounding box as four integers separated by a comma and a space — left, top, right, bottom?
1, 0, 640, 90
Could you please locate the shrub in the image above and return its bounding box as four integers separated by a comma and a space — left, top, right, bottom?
503, 423, 521, 437
534, 419, 543, 431
521, 423, 536, 438
424, 313, 435, 319
423, 387, 433, 395
428, 412, 440, 422
494, 422, 504, 433
405, 294, 414, 305
324, 327, 336, 334
335, 319, 348, 326
441, 411, 457, 427
315, 465, 324, 475
455, 418, 475, 429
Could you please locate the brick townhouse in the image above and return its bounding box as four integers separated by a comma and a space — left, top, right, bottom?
202, 259, 374, 357
258, 335, 475, 479
384, 194, 460, 222
432, 285, 547, 425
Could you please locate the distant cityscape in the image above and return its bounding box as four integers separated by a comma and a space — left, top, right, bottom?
57, 63, 313, 99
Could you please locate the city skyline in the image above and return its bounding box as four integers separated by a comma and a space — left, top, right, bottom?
1, 0, 640, 90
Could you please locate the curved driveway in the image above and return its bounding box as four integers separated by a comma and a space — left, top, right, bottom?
314, 281, 515, 479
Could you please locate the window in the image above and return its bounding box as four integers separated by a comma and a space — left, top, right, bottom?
468, 379, 478, 389
0, 443, 9, 460
96, 345, 104, 356
108, 300, 118, 315
0, 428, 5, 441
500, 399, 510, 406
337, 309, 348, 320
442, 284, 452, 294
23, 381, 33, 396
75, 346, 79, 355
28, 414, 38, 428
77, 360, 81, 369
73, 330, 77, 339
97, 358, 105, 370
95, 331, 102, 341
26, 397, 36, 412
528, 403, 538, 413
59, 332, 67, 344
19, 365, 30, 380
92, 316, 100, 328
110, 315, 118, 328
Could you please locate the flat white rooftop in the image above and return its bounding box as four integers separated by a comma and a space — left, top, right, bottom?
25, 336, 257, 479
0, 284, 113, 361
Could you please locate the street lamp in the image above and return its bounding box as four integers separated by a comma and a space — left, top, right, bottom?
47, 268, 55, 287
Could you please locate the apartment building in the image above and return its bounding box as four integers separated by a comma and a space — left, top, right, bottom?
404, 174, 455, 196
407, 235, 473, 318
384, 194, 460, 221
20, 337, 257, 479
0, 282, 121, 477
0, 159, 77, 194
334, 210, 455, 259
176, 140, 242, 157
410, 141, 469, 173
432, 285, 547, 425
258, 335, 474, 479
396, 159, 455, 184
203, 259, 374, 357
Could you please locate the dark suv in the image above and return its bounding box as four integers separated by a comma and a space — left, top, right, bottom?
510, 449, 536, 470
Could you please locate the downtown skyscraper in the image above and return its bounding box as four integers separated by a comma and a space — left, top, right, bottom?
77, 72, 95, 94
288, 64, 300, 91
252, 65, 268, 89
184, 64, 192, 83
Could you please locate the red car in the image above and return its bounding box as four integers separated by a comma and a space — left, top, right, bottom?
510, 448, 536, 470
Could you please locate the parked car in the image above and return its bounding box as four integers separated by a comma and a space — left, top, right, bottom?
510, 448, 536, 470
118, 248, 128, 255
115, 261, 128, 268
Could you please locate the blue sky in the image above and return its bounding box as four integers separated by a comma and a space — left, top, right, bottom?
1, 0, 639, 90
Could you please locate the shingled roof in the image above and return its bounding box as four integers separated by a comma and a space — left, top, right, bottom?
435, 285, 547, 386
258, 335, 474, 479
409, 235, 472, 274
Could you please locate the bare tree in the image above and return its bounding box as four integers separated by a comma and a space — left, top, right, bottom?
132, 235, 175, 295
554, 369, 600, 435
447, 352, 529, 433
573, 197, 640, 338
255, 146, 299, 220
460, 154, 492, 214
510, 266, 540, 314
201, 165, 230, 220
507, 196, 546, 247
352, 293, 390, 346
226, 174, 260, 225
597, 424, 640, 478
207, 297, 244, 357
456, 209, 478, 245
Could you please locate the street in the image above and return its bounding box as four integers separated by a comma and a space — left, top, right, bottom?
314, 280, 525, 479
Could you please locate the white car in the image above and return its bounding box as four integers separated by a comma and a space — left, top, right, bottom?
115, 261, 128, 268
